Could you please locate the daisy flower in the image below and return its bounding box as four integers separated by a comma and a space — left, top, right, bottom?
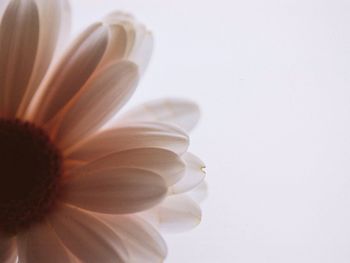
0, 0, 206, 262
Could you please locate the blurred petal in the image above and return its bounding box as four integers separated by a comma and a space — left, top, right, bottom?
66, 122, 189, 161
0, 236, 16, 263
49, 204, 128, 263
0, 0, 39, 117
187, 181, 208, 204
63, 167, 167, 214
17, 220, 75, 263
117, 98, 200, 132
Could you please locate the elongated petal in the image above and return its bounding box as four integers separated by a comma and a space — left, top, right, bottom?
66, 122, 189, 161
117, 98, 200, 132
0, 0, 39, 118
63, 167, 167, 214
68, 148, 185, 186
0, 236, 16, 263
17, 0, 71, 117
54, 61, 138, 150
27, 23, 108, 124
187, 181, 208, 204
49, 204, 128, 263
101, 215, 167, 262
17, 220, 75, 263
170, 153, 206, 194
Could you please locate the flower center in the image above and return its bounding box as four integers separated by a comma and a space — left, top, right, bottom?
0, 119, 62, 235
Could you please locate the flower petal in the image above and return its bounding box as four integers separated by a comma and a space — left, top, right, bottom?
170, 153, 206, 194
66, 122, 189, 161
187, 181, 208, 204
101, 215, 167, 262
49, 204, 129, 263
117, 98, 200, 132
0, 0, 39, 118
0, 236, 16, 263
54, 61, 138, 150
63, 167, 167, 214
17, 220, 75, 263
27, 23, 108, 124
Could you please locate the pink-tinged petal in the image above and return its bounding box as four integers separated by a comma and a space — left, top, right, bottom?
170, 153, 206, 194
101, 215, 167, 262
0, 236, 16, 263
0, 0, 39, 118
17, 221, 76, 263
66, 122, 189, 161
27, 23, 108, 124
117, 98, 200, 132
49, 204, 129, 263
0, 1, 11, 18
17, 0, 71, 117
187, 181, 208, 204
63, 167, 167, 214
54, 61, 138, 150
68, 148, 185, 187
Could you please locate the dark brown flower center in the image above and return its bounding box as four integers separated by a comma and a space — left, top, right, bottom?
0, 119, 62, 235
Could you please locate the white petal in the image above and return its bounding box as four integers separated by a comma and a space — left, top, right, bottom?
117, 98, 200, 132
68, 148, 185, 186
0, 0, 39, 118
49, 204, 129, 263
27, 23, 108, 124
155, 195, 202, 233
187, 181, 208, 204
0, 236, 16, 263
17, 220, 75, 263
170, 153, 206, 194
54, 61, 138, 150
63, 167, 167, 214
101, 215, 167, 262
66, 122, 189, 161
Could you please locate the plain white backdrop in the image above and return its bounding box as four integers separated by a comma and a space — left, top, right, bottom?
71, 1, 350, 262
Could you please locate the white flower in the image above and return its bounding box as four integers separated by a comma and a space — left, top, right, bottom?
0, 0, 206, 262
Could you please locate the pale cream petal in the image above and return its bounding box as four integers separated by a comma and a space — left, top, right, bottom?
0, 0, 39, 118
187, 181, 208, 204
66, 122, 189, 161
101, 215, 167, 262
117, 98, 200, 132
49, 204, 129, 263
26, 23, 108, 124
63, 167, 167, 214
0, 236, 16, 263
17, 220, 76, 263
68, 148, 185, 187
155, 195, 202, 233
170, 153, 206, 194
16, 0, 71, 117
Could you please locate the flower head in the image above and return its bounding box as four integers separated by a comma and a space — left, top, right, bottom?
0, 0, 206, 262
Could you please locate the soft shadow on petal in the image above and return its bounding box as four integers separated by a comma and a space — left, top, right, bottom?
17, 220, 76, 263
187, 181, 208, 204
63, 167, 167, 214
0, 236, 17, 263
49, 204, 129, 263
170, 153, 206, 194
67, 148, 185, 187
116, 98, 200, 132
0, 0, 39, 118
66, 122, 189, 161
101, 215, 167, 262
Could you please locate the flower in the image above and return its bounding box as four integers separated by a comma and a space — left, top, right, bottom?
0, 0, 206, 262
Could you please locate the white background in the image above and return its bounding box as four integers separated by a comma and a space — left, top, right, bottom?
71, 1, 350, 262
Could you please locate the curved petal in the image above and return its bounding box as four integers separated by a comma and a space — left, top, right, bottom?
17, 0, 71, 117
68, 148, 185, 187
0, 236, 16, 263
63, 167, 167, 214
101, 215, 167, 262
49, 204, 129, 263
117, 98, 200, 132
187, 181, 208, 204
66, 122, 189, 161
26, 23, 108, 124
170, 153, 206, 194
17, 220, 76, 263
0, 0, 39, 118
